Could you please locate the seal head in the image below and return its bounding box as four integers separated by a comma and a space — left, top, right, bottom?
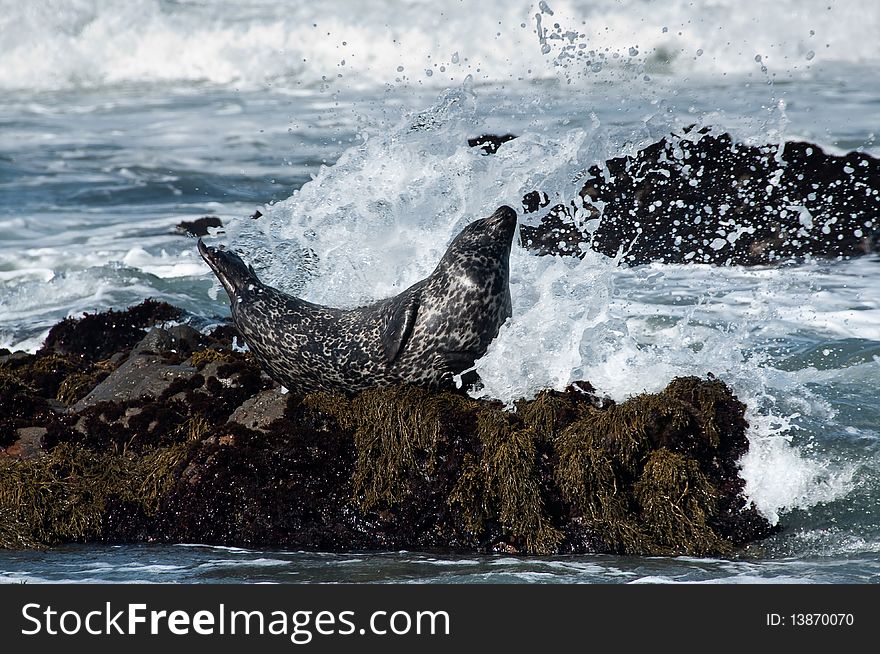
198, 205, 517, 394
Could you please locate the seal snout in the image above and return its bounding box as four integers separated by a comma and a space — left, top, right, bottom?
197, 238, 256, 297
485, 205, 518, 243
486, 205, 518, 233
490, 205, 517, 223
196, 237, 212, 259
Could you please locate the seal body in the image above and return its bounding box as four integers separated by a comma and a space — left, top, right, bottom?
198, 206, 517, 394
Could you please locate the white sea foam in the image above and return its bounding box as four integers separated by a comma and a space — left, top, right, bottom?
0, 0, 877, 91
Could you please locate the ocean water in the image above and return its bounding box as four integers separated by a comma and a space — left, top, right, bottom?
0, 0, 878, 583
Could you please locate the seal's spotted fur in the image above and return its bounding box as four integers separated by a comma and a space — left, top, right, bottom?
198, 206, 517, 394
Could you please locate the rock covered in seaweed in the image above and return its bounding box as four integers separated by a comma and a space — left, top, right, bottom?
0, 302, 775, 555
39, 299, 181, 362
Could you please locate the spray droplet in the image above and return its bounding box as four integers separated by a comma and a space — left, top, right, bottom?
629, 47, 639, 57
805, 50, 815, 60
396, 65, 404, 72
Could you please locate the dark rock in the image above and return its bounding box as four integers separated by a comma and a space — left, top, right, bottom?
520, 129, 880, 265
133, 325, 207, 358
166, 378, 774, 555
0, 351, 30, 366
468, 133, 517, 155
228, 389, 289, 432
45, 399, 67, 414
206, 323, 240, 348
40, 299, 181, 362
0, 303, 777, 555
70, 328, 208, 411
1, 352, 80, 398
0, 365, 61, 449
72, 354, 197, 411
55, 361, 115, 407
175, 215, 223, 237
250, 210, 263, 220
42, 333, 270, 452
155, 418, 355, 549
2, 427, 47, 459
131, 327, 174, 355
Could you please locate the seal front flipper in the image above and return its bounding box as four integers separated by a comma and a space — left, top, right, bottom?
437, 350, 478, 374
435, 351, 482, 391
381, 293, 420, 364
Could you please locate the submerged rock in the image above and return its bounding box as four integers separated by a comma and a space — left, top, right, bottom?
0, 301, 775, 555
468, 133, 517, 155
175, 215, 224, 237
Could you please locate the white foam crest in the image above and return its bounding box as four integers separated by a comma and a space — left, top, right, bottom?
790, 529, 880, 556
1, 0, 876, 91
739, 418, 858, 525
475, 257, 879, 405
538, 0, 880, 80
196, 558, 292, 569
0, 244, 201, 285
0, 0, 544, 91
120, 247, 205, 279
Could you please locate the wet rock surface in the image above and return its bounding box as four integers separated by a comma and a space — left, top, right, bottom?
0, 302, 776, 555
228, 388, 290, 432
39, 299, 181, 362
469, 130, 879, 265
175, 215, 224, 237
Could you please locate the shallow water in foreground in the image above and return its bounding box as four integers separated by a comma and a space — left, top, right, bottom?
2, 543, 879, 584
1, 0, 878, 582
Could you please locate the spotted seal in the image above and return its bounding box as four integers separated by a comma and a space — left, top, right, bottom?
198, 205, 517, 394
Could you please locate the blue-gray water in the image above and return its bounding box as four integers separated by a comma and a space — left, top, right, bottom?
3, 544, 879, 584
1, 0, 878, 583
